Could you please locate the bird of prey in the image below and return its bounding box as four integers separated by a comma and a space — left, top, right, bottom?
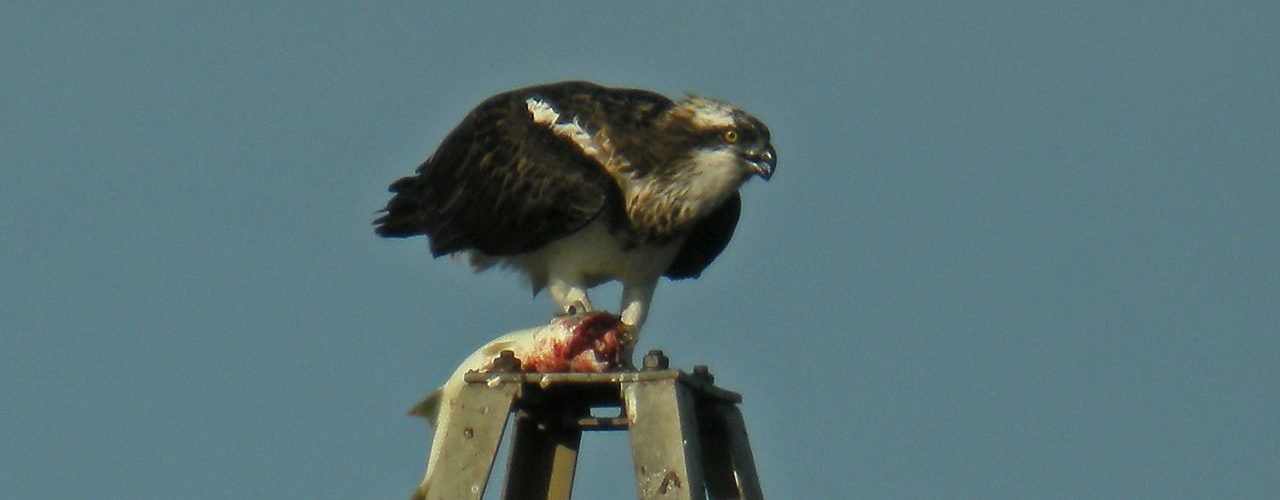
375, 80, 775, 335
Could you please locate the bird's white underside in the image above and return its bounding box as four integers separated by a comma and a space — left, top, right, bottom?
467, 218, 685, 328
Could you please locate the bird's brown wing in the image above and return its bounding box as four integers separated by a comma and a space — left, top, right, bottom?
375, 86, 623, 257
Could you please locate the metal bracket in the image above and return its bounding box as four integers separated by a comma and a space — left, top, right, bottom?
414, 350, 763, 500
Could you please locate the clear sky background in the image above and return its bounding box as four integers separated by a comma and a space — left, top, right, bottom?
3, 2, 1277, 498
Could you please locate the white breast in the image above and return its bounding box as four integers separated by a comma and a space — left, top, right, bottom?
684, 148, 748, 206
490, 219, 685, 289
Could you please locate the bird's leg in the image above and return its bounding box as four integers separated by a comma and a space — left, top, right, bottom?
617, 281, 656, 370
549, 277, 592, 317
619, 280, 654, 329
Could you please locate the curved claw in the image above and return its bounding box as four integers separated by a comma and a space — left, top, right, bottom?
567, 299, 591, 316
553, 299, 593, 319
615, 321, 640, 371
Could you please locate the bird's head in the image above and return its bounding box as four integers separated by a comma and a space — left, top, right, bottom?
653, 96, 777, 183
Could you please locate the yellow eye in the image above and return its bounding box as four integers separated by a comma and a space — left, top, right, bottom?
722, 129, 739, 143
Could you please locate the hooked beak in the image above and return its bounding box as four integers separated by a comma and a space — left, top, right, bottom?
745, 143, 777, 180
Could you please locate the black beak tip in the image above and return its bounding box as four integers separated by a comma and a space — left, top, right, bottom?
756, 144, 777, 180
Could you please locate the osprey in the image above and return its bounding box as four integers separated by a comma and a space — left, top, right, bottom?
376, 80, 775, 335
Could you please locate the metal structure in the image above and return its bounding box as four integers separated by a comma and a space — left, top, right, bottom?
413, 350, 763, 500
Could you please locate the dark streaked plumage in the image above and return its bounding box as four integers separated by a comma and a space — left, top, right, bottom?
376, 80, 775, 331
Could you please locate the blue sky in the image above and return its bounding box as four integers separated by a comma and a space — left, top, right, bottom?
3, 2, 1277, 498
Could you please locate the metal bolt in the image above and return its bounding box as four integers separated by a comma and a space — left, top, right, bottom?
642, 350, 669, 371
692, 364, 714, 384
494, 349, 521, 372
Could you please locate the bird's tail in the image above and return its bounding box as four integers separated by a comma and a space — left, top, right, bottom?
374, 175, 429, 238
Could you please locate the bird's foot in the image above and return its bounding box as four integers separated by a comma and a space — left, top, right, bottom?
616, 322, 640, 371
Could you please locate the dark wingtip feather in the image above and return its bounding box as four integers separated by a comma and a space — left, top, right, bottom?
373, 174, 430, 238
372, 209, 427, 238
